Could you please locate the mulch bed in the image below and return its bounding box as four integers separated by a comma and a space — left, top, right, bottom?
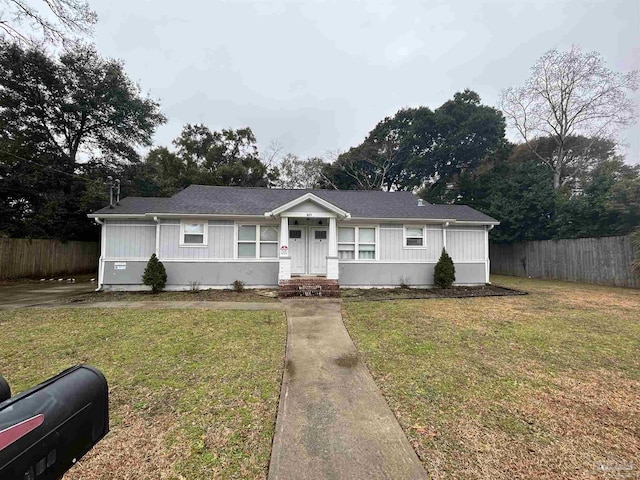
341, 284, 526, 302
67, 289, 279, 303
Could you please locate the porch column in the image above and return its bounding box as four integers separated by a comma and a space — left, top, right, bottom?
278, 216, 291, 281
328, 217, 337, 257
327, 217, 339, 280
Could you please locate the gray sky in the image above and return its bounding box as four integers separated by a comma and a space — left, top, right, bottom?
93, 0, 640, 164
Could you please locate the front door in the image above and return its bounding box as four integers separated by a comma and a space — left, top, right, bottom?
289, 228, 307, 275
309, 228, 328, 275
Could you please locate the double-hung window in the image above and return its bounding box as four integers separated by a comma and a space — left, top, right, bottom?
338, 226, 376, 260
338, 227, 356, 259
404, 226, 425, 247
181, 221, 207, 246
237, 225, 279, 258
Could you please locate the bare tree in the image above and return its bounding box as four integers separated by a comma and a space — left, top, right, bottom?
0, 0, 96, 46
273, 153, 330, 189
500, 46, 638, 189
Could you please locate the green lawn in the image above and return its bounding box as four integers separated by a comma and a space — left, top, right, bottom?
342, 275, 640, 479
0, 308, 286, 480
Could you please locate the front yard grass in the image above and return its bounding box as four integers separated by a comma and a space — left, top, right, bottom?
342, 275, 640, 479
0, 308, 286, 479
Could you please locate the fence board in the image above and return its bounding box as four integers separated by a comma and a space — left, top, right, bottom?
0, 238, 98, 279
490, 235, 639, 288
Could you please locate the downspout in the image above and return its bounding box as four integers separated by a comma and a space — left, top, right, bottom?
95, 218, 105, 291
485, 225, 494, 284
442, 221, 449, 251
153, 216, 160, 256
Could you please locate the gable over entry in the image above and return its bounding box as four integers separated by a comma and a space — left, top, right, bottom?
265, 193, 351, 281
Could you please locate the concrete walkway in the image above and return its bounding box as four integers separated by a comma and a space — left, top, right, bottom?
269, 298, 428, 480
0, 279, 96, 309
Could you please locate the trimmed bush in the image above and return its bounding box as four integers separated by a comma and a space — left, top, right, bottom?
232, 280, 245, 292
434, 248, 455, 288
142, 254, 167, 293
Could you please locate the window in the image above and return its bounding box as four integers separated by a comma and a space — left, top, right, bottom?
237, 225, 279, 259
260, 226, 278, 258
358, 228, 376, 259
181, 221, 207, 246
338, 227, 355, 259
338, 226, 376, 260
289, 229, 302, 239
404, 226, 424, 247
315, 230, 327, 240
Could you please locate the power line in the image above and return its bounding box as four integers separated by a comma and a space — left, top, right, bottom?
0, 149, 107, 187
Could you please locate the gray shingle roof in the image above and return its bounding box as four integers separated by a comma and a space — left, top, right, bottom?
90, 185, 498, 223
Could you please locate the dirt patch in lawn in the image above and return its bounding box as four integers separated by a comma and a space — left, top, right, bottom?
65, 405, 185, 480
68, 288, 279, 303
341, 284, 525, 302
334, 352, 359, 368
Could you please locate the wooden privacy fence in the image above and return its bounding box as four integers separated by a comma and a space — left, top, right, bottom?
490, 235, 639, 288
0, 238, 99, 279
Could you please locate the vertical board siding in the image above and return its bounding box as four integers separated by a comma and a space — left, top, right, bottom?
158, 221, 235, 259
490, 235, 639, 288
447, 229, 486, 261
379, 225, 443, 261
105, 221, 156, 258
0, 238, 98, 279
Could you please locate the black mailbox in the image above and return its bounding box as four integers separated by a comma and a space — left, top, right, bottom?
0, 365, 109, 480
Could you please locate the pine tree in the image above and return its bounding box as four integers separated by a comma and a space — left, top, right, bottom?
434, 248, 455, 288
142, 254, 167, 293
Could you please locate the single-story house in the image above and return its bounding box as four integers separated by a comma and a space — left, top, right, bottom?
88, 185, 499, 291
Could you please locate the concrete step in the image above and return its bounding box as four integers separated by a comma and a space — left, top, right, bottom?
278, 279, 340, 298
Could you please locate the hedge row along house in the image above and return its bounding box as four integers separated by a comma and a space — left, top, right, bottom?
88, 185, 499, 292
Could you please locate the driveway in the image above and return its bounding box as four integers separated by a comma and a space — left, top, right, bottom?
269, 298, 428, 480
0, 276, 96, 309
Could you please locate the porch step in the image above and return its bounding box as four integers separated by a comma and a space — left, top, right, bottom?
278, 278, 340, 298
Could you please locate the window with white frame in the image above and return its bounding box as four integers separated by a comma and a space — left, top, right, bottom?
338, 227, 355, 259
237, 225, 279, 258
338, 226, 376, 260
404, 226, 424, 247
181, 221, 207, 246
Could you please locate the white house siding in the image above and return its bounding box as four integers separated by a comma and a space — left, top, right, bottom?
338, 223, 487, 286
100, 218, 488, 288
104, 220, 155, 259
158, 220, 236, 259
378, 224, 443, 261
102, 260, 278, 289
101, 219, 281, 289
447, 227, 486, 262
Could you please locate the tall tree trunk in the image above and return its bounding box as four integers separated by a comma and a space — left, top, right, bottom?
553, 168, 561, 189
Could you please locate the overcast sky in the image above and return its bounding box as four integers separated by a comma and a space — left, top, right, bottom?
93, 0, 640, 164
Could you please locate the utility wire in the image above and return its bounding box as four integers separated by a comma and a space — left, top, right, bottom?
0, 148, 107, 186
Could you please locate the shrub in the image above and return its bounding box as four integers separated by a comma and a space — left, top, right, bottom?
399, 276, 411, 289
232, 280, 245, 292
434, 248, 455, 288
142, 254, 167, 293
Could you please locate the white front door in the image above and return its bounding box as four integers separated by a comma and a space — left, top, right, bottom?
310, 228, 328, 275
289, 228, 307, 275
